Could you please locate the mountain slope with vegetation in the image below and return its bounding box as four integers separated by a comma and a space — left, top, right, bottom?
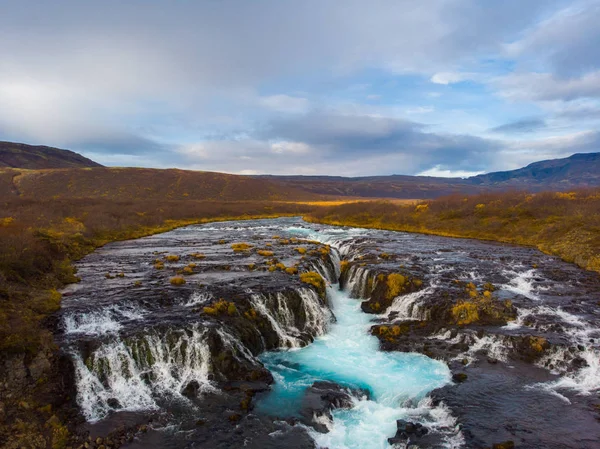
0, 141, 102, 169
265, 152, 600, 199
471, 152, 600, 187
0, 167, 322, 201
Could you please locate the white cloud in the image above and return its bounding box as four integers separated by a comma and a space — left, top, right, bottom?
270, 141, 312, 154
498, 71, 600, 102
418, 166, 484, 178
430, 72, 475, 85
259, 95, 310, 113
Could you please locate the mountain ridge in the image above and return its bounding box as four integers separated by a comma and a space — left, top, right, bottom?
0, 141, 102, 169
1, 140, 598, 199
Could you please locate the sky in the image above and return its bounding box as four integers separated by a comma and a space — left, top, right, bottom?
1, 0, 599, 177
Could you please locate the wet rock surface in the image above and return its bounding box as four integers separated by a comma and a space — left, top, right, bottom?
300, 381, 370, 432
56, 217, 600, 448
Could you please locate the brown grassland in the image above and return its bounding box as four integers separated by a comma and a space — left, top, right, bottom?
307, 189, 600, 274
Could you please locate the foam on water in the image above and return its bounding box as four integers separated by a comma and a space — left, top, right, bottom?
64, 305, 145, 336
258, 286, 453, 448
501, 268, 540, 300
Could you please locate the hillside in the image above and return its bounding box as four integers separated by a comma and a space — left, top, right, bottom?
260, 174, 478, 199
265, 152, 600, 199
0, 167, 322, 202
471, 152, 600, 187
0, 141, 102, 169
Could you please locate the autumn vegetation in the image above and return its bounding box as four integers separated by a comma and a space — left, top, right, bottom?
307, 189, 600, 273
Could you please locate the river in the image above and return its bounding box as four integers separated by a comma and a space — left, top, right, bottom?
58, 217, 600, 448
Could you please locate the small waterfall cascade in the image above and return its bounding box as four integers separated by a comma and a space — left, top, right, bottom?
73, 326, 215, 421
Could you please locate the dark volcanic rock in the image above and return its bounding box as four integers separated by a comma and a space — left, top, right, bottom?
300, 381, 370, 432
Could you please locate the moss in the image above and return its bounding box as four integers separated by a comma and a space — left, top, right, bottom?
227, 303, 237, 316
203, 306, 217, 315
45, 415, 69, 449
257, 250, 274, 257
300, 271, 326, 296
452, 301, 480, 326
340, 260, 350, 277
386, 273, 407, 299
165, 254, 180, 262
170, 276, 186, 285
295, 247, 307, 255
183, 266, 194, 274
154, 260, 165, 269
268, 266, 276, 272
231, 242, 253, 252
190, 252, 205, 259
244, 308, 258, 320
285, 266, 298, 275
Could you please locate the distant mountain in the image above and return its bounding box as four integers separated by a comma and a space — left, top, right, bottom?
0, 141, 102, 169
470, 152, 600, 187
263, 152, 600, 198
258, 174, 476, 199
1, 140, 597, 200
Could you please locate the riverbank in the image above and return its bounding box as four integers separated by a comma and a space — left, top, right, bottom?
306, 189, 600, 274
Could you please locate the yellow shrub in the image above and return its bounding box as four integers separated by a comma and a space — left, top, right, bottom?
231, 243, 253, 252
386, 273, 406, 299
191, 253, 205, 259
165, 255, 180, 262
285, 266, 298, 275
295, 247, 307, 255
452, 301, 479, 326
170, 276, 186, 285
300, 271, 326, 291
257, 250, 274, 257
183, 266, 194, 274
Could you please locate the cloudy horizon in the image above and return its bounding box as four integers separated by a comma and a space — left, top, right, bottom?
1, 0, 599, 176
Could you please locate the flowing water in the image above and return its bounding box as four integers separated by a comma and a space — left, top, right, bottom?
58, 217, 600, 448
258, 286, 454, 449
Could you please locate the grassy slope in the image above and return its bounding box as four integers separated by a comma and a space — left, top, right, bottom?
1, 167, 323, 202
307, 190, 600, 274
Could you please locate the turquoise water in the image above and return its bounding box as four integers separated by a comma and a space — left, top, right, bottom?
258, 285, 451, 449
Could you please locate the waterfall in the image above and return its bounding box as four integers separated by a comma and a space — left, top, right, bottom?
73, 326, 215, 422
249, 288, 332, 349
346, 265, 372, 298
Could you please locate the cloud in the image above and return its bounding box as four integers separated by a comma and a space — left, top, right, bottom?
489, 118, 547, 134
0, 0, 596, 176
259, 95, 310, 113
418, 166, 485, 178
498, 71, 600, 102
504, 2, 600, 78
430, 72, 476, 85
